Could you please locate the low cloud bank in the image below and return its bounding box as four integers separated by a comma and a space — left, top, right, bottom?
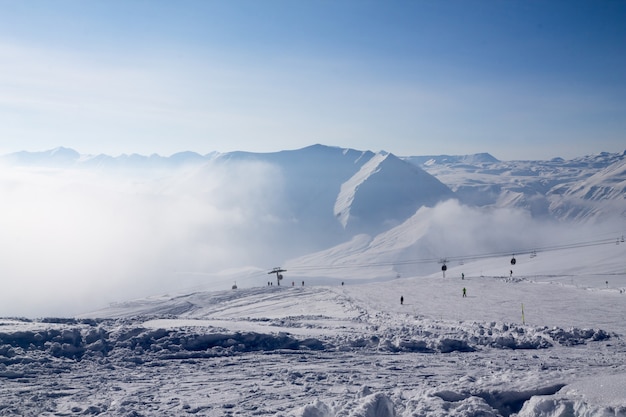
1, 161, 620, 317
407, 199, 621, 274
415, 199, 613, 261
287, 199, 622, 279
0, 161, 289, 317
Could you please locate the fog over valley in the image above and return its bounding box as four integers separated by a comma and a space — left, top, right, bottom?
0, 145, 624, 317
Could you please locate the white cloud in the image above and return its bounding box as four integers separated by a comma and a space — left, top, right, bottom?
0, 160, 287, 317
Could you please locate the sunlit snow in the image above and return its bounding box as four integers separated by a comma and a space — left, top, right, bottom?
1, 240, 625, 416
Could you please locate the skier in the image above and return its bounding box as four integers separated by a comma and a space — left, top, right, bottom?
462, 273, 465, 280
400, 296, 404, 305
462, 288, 467, 298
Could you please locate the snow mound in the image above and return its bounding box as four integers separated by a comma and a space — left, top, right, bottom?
349, 392, 396, 417
517, 374, 626, 416
295, 400, 334, 417
291, 393, 396, 417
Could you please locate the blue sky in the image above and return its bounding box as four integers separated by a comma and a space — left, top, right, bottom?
0, 0, 624, 160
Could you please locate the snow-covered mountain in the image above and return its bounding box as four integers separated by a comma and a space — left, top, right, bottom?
211, 145, 454, 237
2, 146, 210, 169
1, 144, 455, 253
408, 150, 626, 222
332, 151, 455, 234
6, 145, 624, 228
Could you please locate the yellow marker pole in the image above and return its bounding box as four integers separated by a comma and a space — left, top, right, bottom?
521, 303, 525, 325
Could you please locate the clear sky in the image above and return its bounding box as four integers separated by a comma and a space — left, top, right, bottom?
0, 0, 624, 160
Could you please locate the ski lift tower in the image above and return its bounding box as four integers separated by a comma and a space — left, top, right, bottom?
268, 267, 286, 286
439, 258, 448, 278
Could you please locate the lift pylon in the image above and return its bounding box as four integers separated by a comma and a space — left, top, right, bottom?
268, 267, 286, 286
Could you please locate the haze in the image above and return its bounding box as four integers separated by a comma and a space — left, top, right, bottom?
0, 160, 290, 316
1, 150, 621, 317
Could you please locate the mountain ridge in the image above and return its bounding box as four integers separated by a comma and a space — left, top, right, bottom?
3, 145, 625, 226
4, 145, 623, 170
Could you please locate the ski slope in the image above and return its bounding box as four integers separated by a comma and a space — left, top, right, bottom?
1, 240, 625, 416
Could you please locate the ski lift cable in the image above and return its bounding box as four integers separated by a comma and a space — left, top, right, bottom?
281, 236, 621, 273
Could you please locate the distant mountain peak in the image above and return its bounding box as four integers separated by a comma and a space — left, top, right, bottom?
334, 152, 455, 234
50, 146, 79, 156
403, 153, 500, 167
3, 146, 81, 166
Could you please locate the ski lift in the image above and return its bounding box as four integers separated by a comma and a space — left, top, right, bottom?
232, 282, 238, 290
530, 250, 537, 258
439, 258, 448, 278
268, 267, 287, 286
510, 256, 516, 265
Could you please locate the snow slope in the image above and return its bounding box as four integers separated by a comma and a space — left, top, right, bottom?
563, 157, 626, 201
1, 240, 625, 416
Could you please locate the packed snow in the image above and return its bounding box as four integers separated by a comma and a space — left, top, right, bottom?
1, 240, 625, 416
